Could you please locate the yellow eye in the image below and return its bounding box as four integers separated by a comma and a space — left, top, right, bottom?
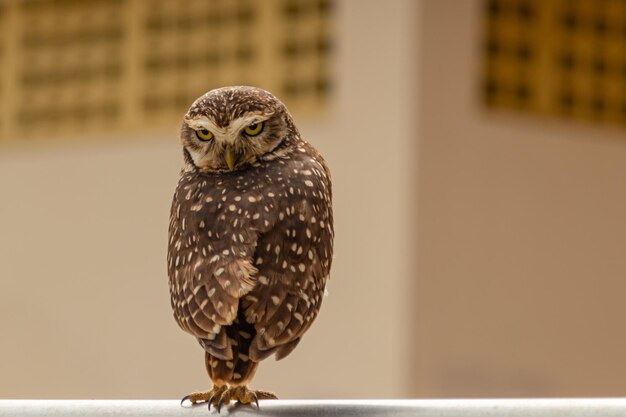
243, 121, 264, 136
195, 129, 213, 141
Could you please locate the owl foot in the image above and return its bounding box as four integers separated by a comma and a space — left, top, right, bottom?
214, 385, 278, 412
180, 384, 227, 407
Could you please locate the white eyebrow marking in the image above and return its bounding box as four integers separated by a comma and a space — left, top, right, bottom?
229, 114, 269, 134
184, 113, 272, 144
184, 116, 224, 134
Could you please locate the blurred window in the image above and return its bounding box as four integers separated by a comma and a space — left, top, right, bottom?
0, 0, 333, 143
482, 0, 626, 126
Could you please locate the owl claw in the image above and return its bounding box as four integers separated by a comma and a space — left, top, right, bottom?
207, 390, 224, 411
179, 385, 226, 408
207, 385, 277, 412
216, 396, 227, 413
180, 395, 191, 407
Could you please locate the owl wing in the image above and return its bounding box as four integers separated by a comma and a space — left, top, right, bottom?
168, 184, 259, 360
242, 151, 334, 361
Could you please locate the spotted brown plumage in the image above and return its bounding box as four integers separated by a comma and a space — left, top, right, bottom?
167, 86, 333, 410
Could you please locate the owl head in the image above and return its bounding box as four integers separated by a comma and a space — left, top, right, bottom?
180, 86, 298, 173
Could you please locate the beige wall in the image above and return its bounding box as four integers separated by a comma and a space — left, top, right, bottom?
0, 0, 418, 399
414, 0, 626, 397
8, 0, 625, 402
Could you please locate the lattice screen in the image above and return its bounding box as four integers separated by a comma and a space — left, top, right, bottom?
0, 0, 333, 143
483, 0, 626, 126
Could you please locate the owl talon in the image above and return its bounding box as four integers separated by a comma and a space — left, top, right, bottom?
180, 385, 226, 408
216, 394, 230, 413
207, 391, 221, 411
207, 395, 216, 411
180, 395, 191, 407
208, 386, 276, 412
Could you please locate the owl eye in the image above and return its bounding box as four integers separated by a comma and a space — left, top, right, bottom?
243, 121, 264, 136
195, 129, 213, 141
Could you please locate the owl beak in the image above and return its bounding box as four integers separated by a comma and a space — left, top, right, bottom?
224, 147, 235, 171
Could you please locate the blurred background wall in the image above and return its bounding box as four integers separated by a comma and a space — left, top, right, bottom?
414, 0, 626, 397
0, 0, 417, 399
1, 0, 626, 401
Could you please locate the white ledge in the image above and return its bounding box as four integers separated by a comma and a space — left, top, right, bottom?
2, 399, 626, 417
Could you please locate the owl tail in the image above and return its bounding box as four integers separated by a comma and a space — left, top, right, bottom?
204, 314, 259, 386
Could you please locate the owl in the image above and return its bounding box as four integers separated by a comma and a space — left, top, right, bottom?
167, 86, 334, 410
